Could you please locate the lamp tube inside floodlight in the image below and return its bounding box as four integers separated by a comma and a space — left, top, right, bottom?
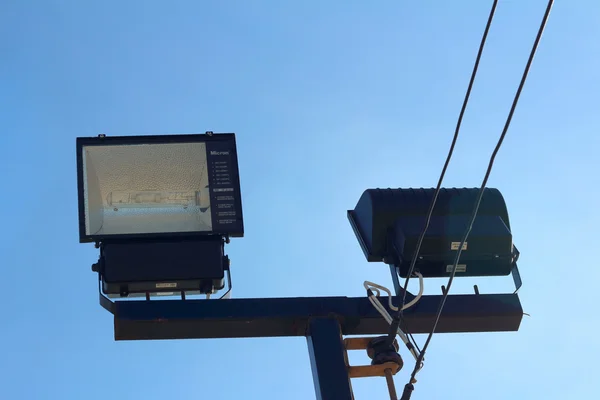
107, 189, 210, 209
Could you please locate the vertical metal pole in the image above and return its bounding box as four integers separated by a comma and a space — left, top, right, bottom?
306, 318, 353, 400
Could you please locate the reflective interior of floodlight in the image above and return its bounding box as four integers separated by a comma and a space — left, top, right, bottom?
82, 142, 212, 236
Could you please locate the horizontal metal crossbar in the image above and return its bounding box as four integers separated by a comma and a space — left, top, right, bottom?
111, 293, 523, 341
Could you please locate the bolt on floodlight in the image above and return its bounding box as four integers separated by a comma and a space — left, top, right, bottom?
76, 132, 244, 299
348, 188, 520, 284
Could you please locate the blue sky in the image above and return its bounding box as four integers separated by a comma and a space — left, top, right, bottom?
1, 1, 598, 399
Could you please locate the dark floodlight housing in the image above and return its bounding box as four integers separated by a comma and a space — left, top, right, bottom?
348, 188, 519, 278
76, 132, 243, 297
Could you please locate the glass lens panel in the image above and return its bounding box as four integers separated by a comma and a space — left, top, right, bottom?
82, 142, 212, 235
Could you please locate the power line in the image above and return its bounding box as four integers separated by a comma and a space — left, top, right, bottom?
402, 0, 555, 397
387, 0, 500, 346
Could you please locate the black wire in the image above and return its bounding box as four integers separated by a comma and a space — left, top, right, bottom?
387, 0, 500, 345
408, 332, 421, 353
406, 0, 555, 386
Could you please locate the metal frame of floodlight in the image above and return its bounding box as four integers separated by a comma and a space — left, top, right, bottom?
76, 132, 244, 243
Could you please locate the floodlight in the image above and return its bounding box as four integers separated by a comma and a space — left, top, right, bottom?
77, 134, 243, 241
348, 188, 519, 278
76, 132, 243, 297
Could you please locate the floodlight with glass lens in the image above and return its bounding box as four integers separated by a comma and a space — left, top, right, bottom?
348, 188, 519, 278
76, 132, 244, 298
77, 134, 243, 241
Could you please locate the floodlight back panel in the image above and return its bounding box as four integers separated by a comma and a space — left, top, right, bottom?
100, 237, 225, 296
76, 133, 244, 242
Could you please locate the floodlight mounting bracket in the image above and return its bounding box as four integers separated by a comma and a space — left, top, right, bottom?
97, 254, 233, 315
510, 264, 522, 293
386, 245, 522, 299
510, 247, 522, 293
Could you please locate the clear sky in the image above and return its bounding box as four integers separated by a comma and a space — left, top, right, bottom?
1, 1, 598, 399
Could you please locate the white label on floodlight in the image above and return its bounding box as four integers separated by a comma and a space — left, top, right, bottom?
446, 264, 467, 273
450, 242, 468, 250
156, 282, 177, 288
